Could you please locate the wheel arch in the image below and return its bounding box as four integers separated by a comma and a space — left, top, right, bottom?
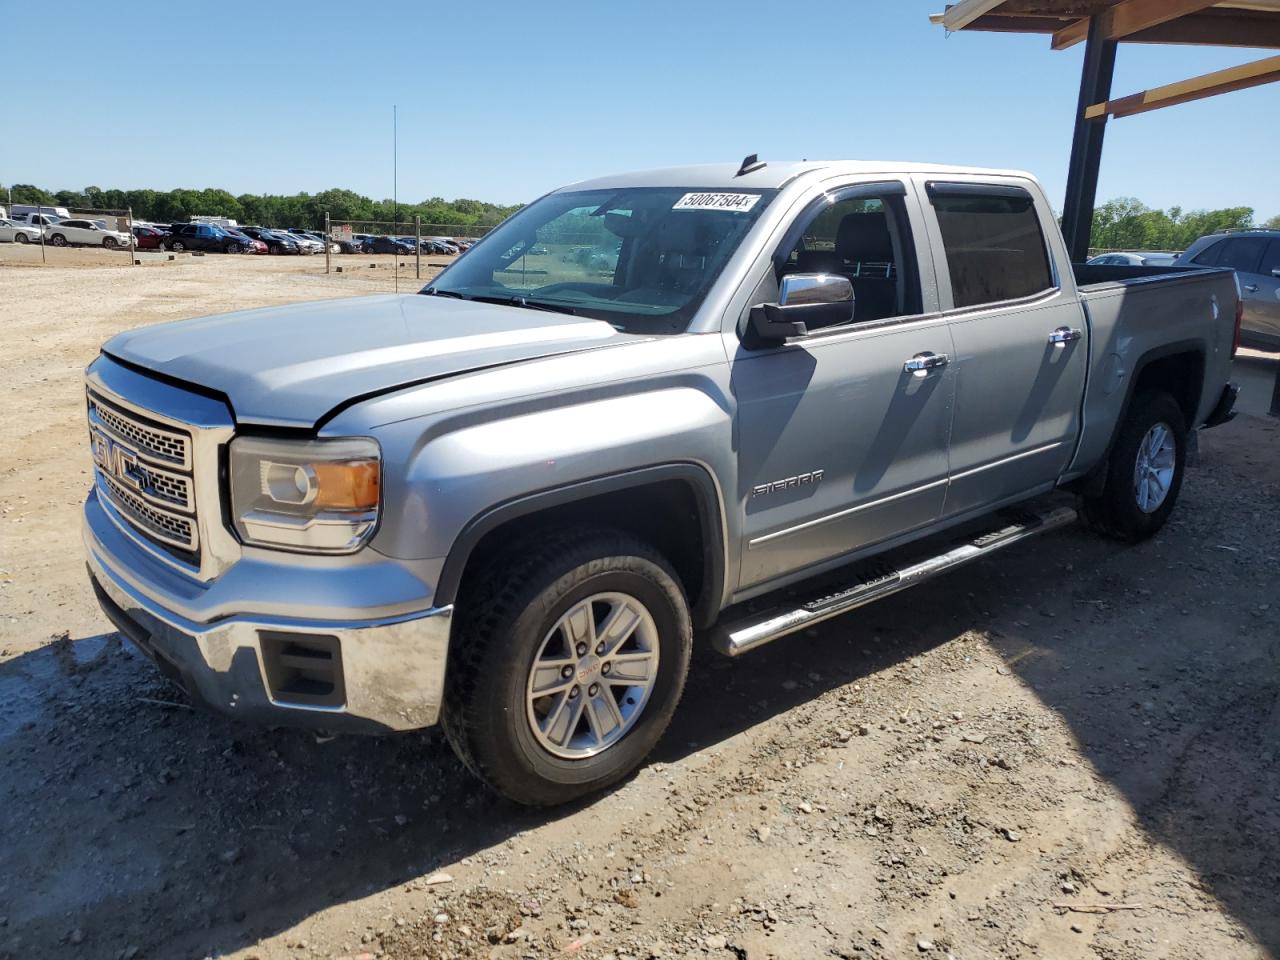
436, 463, 728, 630
1070, 339, 1205, 496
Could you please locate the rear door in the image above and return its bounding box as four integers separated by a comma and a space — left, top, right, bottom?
916, 178, 1088, 518
730, 179, 955, 589
1251, 240, 1280, 345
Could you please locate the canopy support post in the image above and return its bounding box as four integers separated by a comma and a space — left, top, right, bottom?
1061, 16, 1117, 263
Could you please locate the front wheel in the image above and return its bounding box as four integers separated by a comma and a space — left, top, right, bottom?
224, 241, 241, 254
50, 233, 67, 247
442, 528, 692, 806
103, 236, 118, 248
15, 233, 29, 244
170, 240, 185, 252
1082, 391, 1187, 542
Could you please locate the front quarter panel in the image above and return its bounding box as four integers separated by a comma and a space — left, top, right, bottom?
349, 363, 738, 580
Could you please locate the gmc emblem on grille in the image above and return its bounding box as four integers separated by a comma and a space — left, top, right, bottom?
91, 428, 144, 491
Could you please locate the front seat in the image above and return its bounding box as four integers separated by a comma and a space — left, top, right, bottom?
795, 212, 899, 323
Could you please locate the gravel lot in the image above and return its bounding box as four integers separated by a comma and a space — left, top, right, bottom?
1, 251, 1279, 960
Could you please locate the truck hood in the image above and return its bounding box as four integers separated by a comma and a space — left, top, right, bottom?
103, 294, 628, 427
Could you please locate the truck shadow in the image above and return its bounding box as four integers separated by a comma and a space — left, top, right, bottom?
2, 421, 1276, 958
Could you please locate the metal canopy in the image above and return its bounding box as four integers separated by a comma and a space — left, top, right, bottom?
931, 0, 1280, 260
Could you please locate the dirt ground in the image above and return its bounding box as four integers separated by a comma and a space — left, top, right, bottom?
2, 250, 1279, 960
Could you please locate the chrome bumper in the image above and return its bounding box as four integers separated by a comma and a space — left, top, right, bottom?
84, 490, 452, 733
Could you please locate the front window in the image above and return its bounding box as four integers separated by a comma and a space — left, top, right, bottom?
422, 186, 777, 333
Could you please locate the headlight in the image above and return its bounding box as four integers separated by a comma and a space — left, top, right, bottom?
229, 436, 380, 553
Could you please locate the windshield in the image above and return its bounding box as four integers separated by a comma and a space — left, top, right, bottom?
421, 186, 776, 333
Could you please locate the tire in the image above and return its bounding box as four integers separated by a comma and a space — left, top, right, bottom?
15, 232, 29, 244
171, 240, 185, 252
442, 527, 692, 806
270, 244, 283, 255
1082, 391, 1187, 542
103, 236, 118, 248
224, 242, 240, 254
50, 233, 67, 247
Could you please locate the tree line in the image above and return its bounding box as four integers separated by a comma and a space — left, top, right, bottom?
1, 183, 521, 230
1090, 197, 1279, 252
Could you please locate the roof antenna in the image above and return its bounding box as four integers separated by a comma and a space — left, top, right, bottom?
736, 153, 767, 177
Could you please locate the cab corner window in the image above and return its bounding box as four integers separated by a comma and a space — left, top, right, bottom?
930, 185, 1054, 310
775, 190, 921, 329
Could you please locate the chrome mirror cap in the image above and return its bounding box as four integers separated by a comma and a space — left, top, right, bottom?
778, 273, 854, 307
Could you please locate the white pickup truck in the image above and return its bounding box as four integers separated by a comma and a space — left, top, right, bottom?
83, 159, 1240, 804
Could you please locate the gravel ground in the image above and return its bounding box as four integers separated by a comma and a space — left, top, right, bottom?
2, 251, 1279, 960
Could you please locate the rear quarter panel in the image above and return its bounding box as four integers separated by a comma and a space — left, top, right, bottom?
1069, 268, 1237, 475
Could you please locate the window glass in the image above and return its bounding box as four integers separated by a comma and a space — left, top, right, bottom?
425, 186, 776, 334
931, 190, 1054, 309
1260, 240, 1280, 277
775, 193, 917, 325
1192, 240, 1224, 266
1216, 237, 1266, 274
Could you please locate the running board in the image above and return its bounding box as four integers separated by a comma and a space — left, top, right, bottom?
712, 505, 1078, 657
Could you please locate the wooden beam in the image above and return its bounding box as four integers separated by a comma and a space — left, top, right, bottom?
1053, 0, 1217, 50
938, 0, 1009, 32
1085, 54, 1280, 118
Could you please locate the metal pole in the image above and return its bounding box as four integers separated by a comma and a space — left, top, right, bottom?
128, 207, 136, 264
37, 202, 46, 263
415, 215, 421, 280
1061, 16, 1117, 264
393, 104, 399, 294
1270, 363, 1280, 418
325, 211, 331, 275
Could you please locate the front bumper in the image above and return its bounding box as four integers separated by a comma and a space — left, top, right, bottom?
84, 490, 452, 734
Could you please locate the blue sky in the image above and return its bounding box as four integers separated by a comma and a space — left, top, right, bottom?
7, 1, 1278, 218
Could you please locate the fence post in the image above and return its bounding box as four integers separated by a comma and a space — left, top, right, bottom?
37, 203, 46, 263
416, 216, 421, 280
128, 207, 136, 264
324, 212, 331, 275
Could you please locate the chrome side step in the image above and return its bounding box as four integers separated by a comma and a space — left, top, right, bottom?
712, 505, 1078, 657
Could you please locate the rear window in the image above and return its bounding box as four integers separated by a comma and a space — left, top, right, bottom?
1260, 240, 1280, 277
929, 184, 1054, 309
1216, 237, 1266, 274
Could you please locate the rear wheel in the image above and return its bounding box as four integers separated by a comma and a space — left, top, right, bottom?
442, 528, 692, 806
1082, 391, 1187, 542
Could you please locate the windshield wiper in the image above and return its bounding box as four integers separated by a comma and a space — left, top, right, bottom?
420, 287, 466, 299
468, 295, 576, 316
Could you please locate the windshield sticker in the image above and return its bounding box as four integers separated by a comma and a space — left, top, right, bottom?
672, 192, 761, 213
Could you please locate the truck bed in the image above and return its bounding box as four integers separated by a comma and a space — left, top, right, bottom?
1065, 262, 1238, 479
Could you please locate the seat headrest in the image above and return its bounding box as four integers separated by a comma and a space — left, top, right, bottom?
835, 212, 894, 263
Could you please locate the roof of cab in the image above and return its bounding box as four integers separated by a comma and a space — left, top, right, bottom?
558, 160, 1038, 192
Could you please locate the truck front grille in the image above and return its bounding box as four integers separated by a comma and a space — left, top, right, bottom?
88, 390, 199, 557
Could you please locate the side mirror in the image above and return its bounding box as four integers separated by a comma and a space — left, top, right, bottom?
749, 273, 855, 341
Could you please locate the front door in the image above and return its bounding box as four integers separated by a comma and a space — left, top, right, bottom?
731, 181, 954, 590
918, 179, 1088, 517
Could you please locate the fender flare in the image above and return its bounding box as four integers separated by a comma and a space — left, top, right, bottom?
434, 462, 728, 629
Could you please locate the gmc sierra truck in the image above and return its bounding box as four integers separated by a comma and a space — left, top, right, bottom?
83, 159, 1240, 804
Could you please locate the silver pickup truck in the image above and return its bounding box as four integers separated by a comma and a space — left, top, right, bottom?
83, 159, 1240, 804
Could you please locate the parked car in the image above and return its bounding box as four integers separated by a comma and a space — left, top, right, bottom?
285, 231, 323, 255
163, 223, 247, 254
12, 212, 64, 231
131, 225, 169, 250
223, 227, 265, 254
1088, 251, 1178, 267
1176, 230, 1280, 350
332, 236, 363, 254
45, 219, 133, 248
82, 159, 1239, 806
362, 234, 415, 255
239, 227, 300, 255
0, 217, 43, 243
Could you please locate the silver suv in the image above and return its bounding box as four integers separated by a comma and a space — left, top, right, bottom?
1176, 230, 1280, 350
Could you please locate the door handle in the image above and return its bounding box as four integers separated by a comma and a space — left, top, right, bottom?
904, 351, 949, 376
1049, 326, 1083, 346
1243, 283, 1259, 293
